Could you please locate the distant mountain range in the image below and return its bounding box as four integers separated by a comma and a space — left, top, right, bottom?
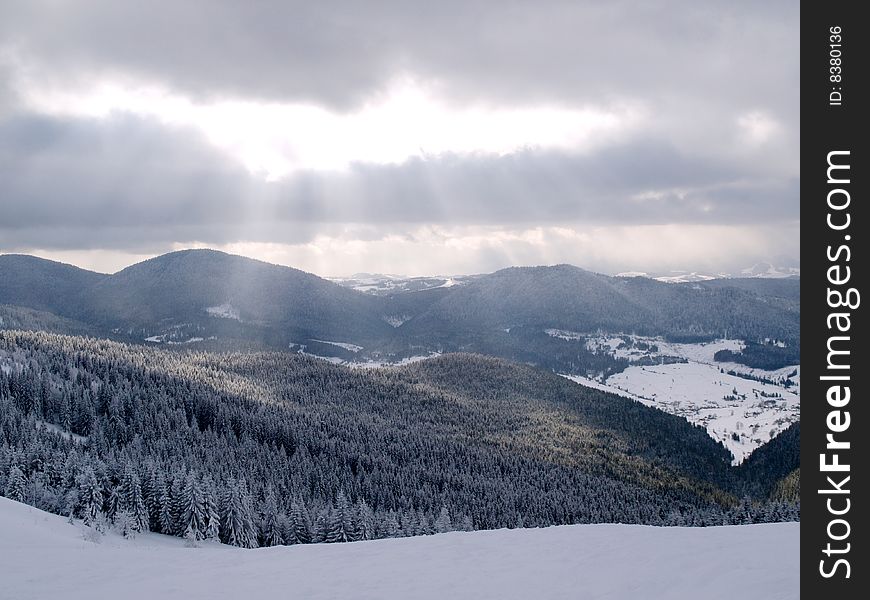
616, 263, 799, 284
0, 250, 800, 372
333, 263, 799, 293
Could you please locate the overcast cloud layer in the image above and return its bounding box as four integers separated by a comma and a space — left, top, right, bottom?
0, 0, 799, 276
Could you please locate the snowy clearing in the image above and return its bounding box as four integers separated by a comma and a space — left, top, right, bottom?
559, 334, 799, 464
144, 335, 208, 345
310, 339, 364, 352
0, 497, 798, 600
35, 420, 88, 445
349, 353, 442, 369
383, 315, 411, 327
205, 303, 241, 321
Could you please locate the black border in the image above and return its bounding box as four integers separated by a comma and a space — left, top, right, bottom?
802, 1, 867, 595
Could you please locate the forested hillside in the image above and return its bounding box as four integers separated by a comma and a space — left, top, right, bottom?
0, 251, 800, 377
0, 331, 798, 549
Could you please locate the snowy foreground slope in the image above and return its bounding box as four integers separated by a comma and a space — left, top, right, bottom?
0, 497, 798, 600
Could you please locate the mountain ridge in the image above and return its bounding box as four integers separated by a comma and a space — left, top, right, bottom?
0, 249, 800, 373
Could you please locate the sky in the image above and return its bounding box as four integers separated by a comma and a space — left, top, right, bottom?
0, 1, 799, 277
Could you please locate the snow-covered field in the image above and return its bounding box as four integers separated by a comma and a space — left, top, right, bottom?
205, 303, 241, 321
559, 334, 799, 464
310, 339, 364, 352
347, 352, 443, 369
0, 497, 798, 600
328, 273, 477, 295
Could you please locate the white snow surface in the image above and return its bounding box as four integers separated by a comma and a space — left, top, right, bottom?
653, 272, 717, 283
349, 353, 442, 369
205, 303, 241, 320
35, 420, 88, 444
383, 314, 411, 327
0, 497, 798, 600
310, 339, 364, 352
561, 335, 800, 464
144, 335, 207, 345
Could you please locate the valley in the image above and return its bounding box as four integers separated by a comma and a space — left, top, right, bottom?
0, 250, 801, 465
559, 334, 799, 463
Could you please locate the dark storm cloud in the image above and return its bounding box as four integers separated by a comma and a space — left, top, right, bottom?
1, 0, 798, 113
0, 112, 796, 252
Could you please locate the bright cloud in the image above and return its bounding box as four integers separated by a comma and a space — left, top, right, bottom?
12, 69, 644, 179
737, 111, 782, 145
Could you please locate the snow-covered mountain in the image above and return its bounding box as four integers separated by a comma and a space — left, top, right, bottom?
615, 264, 800, 284
0, 497, 798, 600
337, 264, 800, 294
328, 272, 481, 295
739, 262, 801, 279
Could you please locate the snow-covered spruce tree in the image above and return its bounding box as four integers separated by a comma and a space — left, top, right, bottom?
379, 510, 401, 539
287, 497, 312, 544
4, 465, 26, 502
220, 478, 258, 549
411, 509, 432, 536
76, 467, 104, 528
434, 505, 452, 533
119, 463, 148, 534
355, 498, 376, 541
459, 515, 474, 532
105, 485, 120, 523
239, 479, 259, 547
184, 523, 200, 548
158, 479, 175, 535
179, 473, 207, 541
312, 505, 330, 543
169, 473, 185, 535
258, 487, 284, 547
142, 466, 163, 532
115, 510, 137, 539
202, 477, 221, 542
326, 490, 355, 543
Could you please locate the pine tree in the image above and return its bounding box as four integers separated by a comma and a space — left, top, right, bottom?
434, 505, 452, 533
142, 467, 163, 531
410, 509, 431, 536
259, 487, 284, 547
115, 510, 137, 538
4, 465, 26, 502
202, 477, 220, 542
288, 498, 312, 544
77, 467, 104, 528
459, 515, 474, 531
238, 479, 259, 548
105, 486, 121, 523
355, 498, 375, 541
380, 510, 400, 539
119, 464, 148, 534
158, 480, 175, 535
184, 523, 200, 548
313, 506, 331, 543
169, 473, 185, 535
220, 479, 257, 549
326, 490, 354, 543
179, 473, 207, 541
